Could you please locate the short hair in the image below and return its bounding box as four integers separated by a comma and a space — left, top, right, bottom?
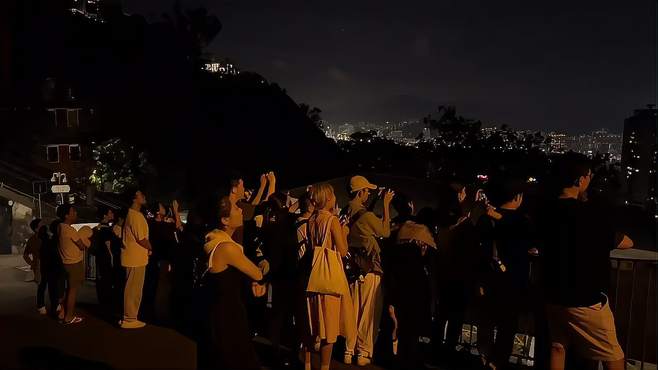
96, 206, 113, 220
29, 218, 42, 232
49, 219, 62, 236
391, 192, 412, 218
268, 192, 288, 211
449, 182, 465, 194
488, 177, 527, 207
298, 191, 313, 213
217, 195, 232, 230
115, 208, 128, 221
122, 187, 141, 205
149, 201, 165, 216
310, 183, 334, 210
56, 204, 74, 221
228, 171, 244, 191
553, 152, 591, 189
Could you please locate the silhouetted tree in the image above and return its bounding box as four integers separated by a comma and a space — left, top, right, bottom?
426, 105, 482, 147
299, 103, 323, 129
89, 138, 155, 193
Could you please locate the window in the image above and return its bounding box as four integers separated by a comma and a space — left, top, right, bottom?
67, 109, 79, 127
56, 109, 67, 128
69, 144, 81, 161
48, 108, 80, 128
46, 145, 59, 163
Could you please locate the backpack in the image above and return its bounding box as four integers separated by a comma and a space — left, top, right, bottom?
343, 208, 374, 283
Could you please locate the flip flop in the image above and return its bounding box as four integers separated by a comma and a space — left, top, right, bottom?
63, 316, 83, 325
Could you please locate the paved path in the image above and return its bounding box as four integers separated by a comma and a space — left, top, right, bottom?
0, 254, 404, 370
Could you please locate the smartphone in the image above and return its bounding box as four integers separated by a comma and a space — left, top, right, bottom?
475, 189, 488, 203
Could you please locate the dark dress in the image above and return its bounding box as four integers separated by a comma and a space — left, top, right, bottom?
205, 265, 260, 370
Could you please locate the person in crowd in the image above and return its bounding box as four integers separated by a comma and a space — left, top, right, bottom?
541, 153, 633, 370
385, 200, 437, 369
476, 177, 535, 370
380, 192, 414, 360
111, 209, 127, 316
300, 183, 354, 370
120, 188, 151, 329
344, 175, 394, 366
295, 189, 315, 259
43, 219, 65, 319
434, 182, 499, 363
226, 172, 276, 336
23, 218, 47, 314
228, 171, 276, 245
144, 200, 182, 324
92, 207, 122, 317
174, 208, 206, 335
200, 195, 266, 370
57, 204, 92, 324
390, 193, 415, 229
259, 192, 302, 367
293, 189, 314, 360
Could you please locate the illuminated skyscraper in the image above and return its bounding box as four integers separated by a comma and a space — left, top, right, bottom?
621, 105, 657, 208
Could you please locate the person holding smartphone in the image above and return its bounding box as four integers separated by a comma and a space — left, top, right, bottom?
343, 175, 394, 366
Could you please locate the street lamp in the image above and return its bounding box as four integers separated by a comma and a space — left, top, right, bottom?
51, 172, 67, 184
51, 172, 69, 205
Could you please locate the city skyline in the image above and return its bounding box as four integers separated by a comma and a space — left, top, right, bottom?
324, 118, 625, 159
126, 0, 656, 133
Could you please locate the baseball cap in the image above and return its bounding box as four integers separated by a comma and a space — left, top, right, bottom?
350, 175, 378, 193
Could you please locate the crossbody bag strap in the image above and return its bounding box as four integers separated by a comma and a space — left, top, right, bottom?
320, 215, 336, 249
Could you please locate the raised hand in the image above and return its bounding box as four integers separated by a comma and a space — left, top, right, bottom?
383, 189, 395, 205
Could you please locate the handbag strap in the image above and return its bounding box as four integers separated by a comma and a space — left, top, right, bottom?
307, 213, 334, 249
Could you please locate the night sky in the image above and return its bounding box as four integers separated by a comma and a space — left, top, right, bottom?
127, 0, 656, 133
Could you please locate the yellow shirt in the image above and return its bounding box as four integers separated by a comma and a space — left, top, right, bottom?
59, 223, 83, 265
121, 208, 149, 267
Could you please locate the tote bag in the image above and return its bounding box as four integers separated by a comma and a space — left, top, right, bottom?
306, 215, 349, 297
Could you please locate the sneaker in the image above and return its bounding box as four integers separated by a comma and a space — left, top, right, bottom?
120, 320, 146, 329
37, 306, 47, 315
62, 316, 84, 325
356, 355, 371, 366
343, 353, 353, 364
56, 304, 63, 313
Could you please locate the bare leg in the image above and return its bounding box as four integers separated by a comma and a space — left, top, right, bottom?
320, 342, 333, 370
303, 346, 311, 370
604, 359, 625, 370
63, 286, 78, 321
549, 343, 566, 370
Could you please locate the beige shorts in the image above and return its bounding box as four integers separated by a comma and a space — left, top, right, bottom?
547, 295, 624, 362
63, 262, 85, 289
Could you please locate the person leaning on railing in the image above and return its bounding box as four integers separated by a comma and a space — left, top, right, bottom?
540, 153, 633, 370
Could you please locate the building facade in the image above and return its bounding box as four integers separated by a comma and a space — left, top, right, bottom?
621, 105, 657, 209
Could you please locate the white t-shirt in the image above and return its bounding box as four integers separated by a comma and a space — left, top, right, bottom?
59, 223, 83, 265
121, 208, 149, 267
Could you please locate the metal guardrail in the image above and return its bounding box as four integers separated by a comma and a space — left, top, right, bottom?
610, 249, 657, 370
0, 181, 56, 210
451, 249, 657, 369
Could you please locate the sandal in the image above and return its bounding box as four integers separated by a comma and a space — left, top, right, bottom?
63, 316, 84, 325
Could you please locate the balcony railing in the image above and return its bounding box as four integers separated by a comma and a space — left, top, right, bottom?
453, 248, 657, 369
